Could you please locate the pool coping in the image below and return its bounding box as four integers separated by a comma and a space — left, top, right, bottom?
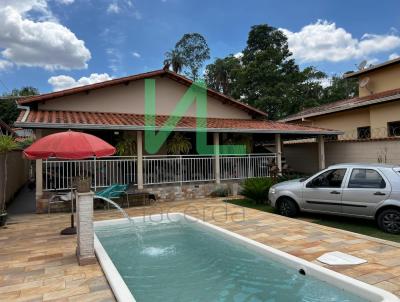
94, 213, 400, 302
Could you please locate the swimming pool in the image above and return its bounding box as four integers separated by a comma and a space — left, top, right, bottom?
94, 213, 399, 302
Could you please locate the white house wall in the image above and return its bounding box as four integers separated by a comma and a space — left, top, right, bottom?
39, 76, 251, 120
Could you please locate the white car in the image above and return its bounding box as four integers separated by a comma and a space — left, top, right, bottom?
268, 163, 400, 234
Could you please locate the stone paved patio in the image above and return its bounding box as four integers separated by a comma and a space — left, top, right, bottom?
1, 198, 400, 301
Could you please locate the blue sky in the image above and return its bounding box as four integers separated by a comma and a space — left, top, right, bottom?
1, 0, 400, 94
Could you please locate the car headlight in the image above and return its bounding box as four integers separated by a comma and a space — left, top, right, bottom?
269, 188, 276, 194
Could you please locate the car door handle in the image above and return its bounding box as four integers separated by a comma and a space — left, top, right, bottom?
330, 191, 341, 194
374, 192, 386, 196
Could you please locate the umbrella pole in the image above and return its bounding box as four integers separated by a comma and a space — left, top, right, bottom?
61, 162, 77, 235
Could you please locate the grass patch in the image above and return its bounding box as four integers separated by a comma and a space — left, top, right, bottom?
225, 199, 276, 213
225, 199, 400, 243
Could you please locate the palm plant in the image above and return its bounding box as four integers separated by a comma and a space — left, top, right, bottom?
116, 135, 137, 156
0, 135, 17, 218
223, 134, 252, 154
164, 49, 185, 73
166, 133, 192, 155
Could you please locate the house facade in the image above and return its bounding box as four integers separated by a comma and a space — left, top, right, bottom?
281, 58, 400, 173
15, 69, 338, 212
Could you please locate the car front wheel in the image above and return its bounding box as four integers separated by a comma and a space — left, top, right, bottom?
377, 209, 400, 234
277, 197, 298, 218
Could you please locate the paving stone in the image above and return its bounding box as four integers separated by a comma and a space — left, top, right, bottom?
1, 198, 399, 301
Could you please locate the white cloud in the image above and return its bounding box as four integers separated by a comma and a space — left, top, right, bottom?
48, 73, 113, 91
389, 53, 400, 60
234, 52, 243, 59
107, 1, 141, 19
317, 77, 332, 88
132, 52, 141, 58
106, 48, 123, 73
0, 4, 91, 70
281, 20, 400, 63
0, 60, 13, 71
55, 0, 75, 4
107, 3, 120, 14
2, 0, 51, 16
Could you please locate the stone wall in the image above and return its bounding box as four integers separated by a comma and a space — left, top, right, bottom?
37, 181, 242, 213
145, 181, 242, 201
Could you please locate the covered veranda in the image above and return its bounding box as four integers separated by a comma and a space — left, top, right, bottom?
15, 109, 341, 210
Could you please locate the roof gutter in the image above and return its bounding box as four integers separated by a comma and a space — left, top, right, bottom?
13, 121, 343, 136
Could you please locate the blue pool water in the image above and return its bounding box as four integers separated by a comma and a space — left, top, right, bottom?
95, 218, 367, 302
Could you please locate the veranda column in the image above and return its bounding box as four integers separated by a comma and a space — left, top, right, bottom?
275, 134, 282, 175
35, 129, 43, 201
213, 132, 221, 184
76, 191, 96, 265
136, 130, 144, 190
317, 135, 325, 170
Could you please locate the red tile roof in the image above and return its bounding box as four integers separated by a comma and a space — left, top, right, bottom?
281, 87, 400, 122
17, 69, 267, 118
15, 110, 340, 135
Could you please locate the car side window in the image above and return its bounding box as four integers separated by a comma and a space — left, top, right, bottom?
308, 169, 346, 188
348, 169, 386, 189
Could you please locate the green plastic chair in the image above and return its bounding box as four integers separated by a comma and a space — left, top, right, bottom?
95, 184, 128, 209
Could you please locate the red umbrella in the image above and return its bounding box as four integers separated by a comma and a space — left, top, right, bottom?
24, 130, 116, 160
24, 130, 116, 235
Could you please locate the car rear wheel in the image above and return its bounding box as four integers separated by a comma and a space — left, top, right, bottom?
277, 197, 298, 218
377, 209, 400, 234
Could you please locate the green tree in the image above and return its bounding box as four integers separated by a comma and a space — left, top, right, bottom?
322, 75, 358, 104
238, 24, 307, 120
0, 87, 39, 125
163, 49, 185, 73
175, 33, 210, 81
205, 55, 242, 98
281, 67, 327, 116
0, 135, 18, 215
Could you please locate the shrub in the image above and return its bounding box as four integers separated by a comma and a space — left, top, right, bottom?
210, 186, 230, 197
240, 177, 275, 204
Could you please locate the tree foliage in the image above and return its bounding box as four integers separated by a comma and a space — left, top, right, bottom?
163, 49, 185, 73
0, 87, 39, 125
322, 75, 358, 104
165, 33, 210, 81
205, 24, 358, 120
205, 55, 241, 98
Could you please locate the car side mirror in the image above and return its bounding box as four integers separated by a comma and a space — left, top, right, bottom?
306, 181, 314, 188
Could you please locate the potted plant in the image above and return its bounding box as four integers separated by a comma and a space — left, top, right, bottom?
0, 135, 17, 227
116, 135, 137, 156
166, 133, 192, 155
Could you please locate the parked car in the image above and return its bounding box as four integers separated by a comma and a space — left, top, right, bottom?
268, 163, 400, 234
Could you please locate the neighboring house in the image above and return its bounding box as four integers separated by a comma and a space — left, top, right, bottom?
15, 69, 338, 212
0, 118, 16, 136
281, 57, 400, 173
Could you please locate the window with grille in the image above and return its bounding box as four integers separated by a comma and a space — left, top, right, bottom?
388, 121, 400, 137
357, 126, 371, 139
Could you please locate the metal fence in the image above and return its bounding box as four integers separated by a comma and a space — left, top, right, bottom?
143, 155, 215, 185
43, 153, 276, 190
43, 156, 137, 191
220, 154, 275, 180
